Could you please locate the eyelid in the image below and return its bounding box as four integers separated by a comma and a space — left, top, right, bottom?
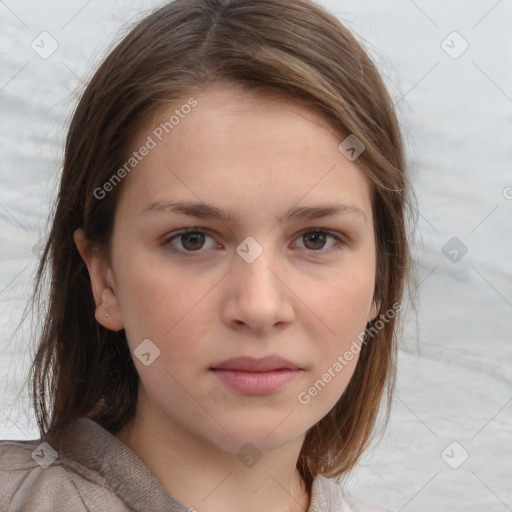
163, 227, 219, 255
296, 228, 346, 249
163, 226, 347, 256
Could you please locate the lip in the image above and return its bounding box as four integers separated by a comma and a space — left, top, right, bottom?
209, 355, 304, 395
210, 369, 303, 395
210, 355, 302, 372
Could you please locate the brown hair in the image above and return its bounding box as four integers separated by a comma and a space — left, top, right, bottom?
27, 0, 417, 491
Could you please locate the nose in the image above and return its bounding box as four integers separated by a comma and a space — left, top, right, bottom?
220, 240, 295, 333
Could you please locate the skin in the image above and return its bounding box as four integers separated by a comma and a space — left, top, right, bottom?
74, 83, 379, 512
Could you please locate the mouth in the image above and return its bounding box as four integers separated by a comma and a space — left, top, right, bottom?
209, 355, 304, 395
209, 368, 303, 395
210, 354, 303, 372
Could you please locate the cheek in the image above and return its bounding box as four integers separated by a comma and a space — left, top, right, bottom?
310, 263, 375, 340
114, 248, 214, 357
115, 261, 214, 404
300, 265, 374, 406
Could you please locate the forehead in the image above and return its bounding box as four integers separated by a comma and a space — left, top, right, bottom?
116, 83, 373, 224
139, 84, 343, 153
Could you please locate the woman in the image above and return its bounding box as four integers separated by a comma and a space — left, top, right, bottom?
0, 0, 416, 510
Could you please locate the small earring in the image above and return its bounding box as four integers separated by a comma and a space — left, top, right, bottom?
106, 312, 110, 317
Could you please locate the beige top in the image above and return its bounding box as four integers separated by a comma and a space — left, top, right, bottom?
0, 418, 392, 512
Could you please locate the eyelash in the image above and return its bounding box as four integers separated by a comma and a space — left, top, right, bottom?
163, 227, 345, 257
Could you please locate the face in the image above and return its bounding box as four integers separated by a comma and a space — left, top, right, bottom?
77, 83, 379, 455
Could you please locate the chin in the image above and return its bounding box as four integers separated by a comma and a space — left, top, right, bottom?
205, 419, 306, 453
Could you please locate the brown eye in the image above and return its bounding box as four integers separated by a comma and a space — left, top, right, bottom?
296, 229, 342, 252
303, 231, 327, 250
165, 229, 217, 255
179, 232, 205, 251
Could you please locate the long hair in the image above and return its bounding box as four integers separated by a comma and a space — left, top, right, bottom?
27, 0, 417, 491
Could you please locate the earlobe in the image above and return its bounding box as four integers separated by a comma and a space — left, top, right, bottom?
368, 297, 381, 324
94, 284, 125, 331
73, 227, 124, 332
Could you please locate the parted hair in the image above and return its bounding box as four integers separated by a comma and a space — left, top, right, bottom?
28, 0, 416, 491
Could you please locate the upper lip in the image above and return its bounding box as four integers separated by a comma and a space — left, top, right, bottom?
210, 355, 302, 372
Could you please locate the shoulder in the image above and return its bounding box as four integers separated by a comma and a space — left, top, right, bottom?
0, 419, 188, 512
0, 438, 86, 512
0, 431, 129, 512
310, 474, 395, 512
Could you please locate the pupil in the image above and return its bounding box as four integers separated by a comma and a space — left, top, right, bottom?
306, 233, 325, 250
183, 233, 204, 250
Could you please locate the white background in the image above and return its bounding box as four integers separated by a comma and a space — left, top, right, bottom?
1, 1, 511, 510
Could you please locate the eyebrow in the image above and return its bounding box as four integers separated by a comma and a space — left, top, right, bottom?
142, 200, 367, 224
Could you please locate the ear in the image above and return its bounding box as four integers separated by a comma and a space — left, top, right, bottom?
367, 297, 381, 324
73, 227, 124, 332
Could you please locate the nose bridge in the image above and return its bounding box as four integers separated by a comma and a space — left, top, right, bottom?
225, 233, 294, 329
235, 234, 280, 297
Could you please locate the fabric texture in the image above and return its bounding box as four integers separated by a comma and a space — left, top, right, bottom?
0, 418, 392, 511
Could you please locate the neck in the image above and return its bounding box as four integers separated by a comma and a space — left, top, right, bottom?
115, 397, 311, 512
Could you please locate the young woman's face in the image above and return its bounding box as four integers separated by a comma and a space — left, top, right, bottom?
99, 84, 378, 453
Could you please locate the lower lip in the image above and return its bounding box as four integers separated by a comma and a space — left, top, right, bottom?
209, 369, 302, 395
